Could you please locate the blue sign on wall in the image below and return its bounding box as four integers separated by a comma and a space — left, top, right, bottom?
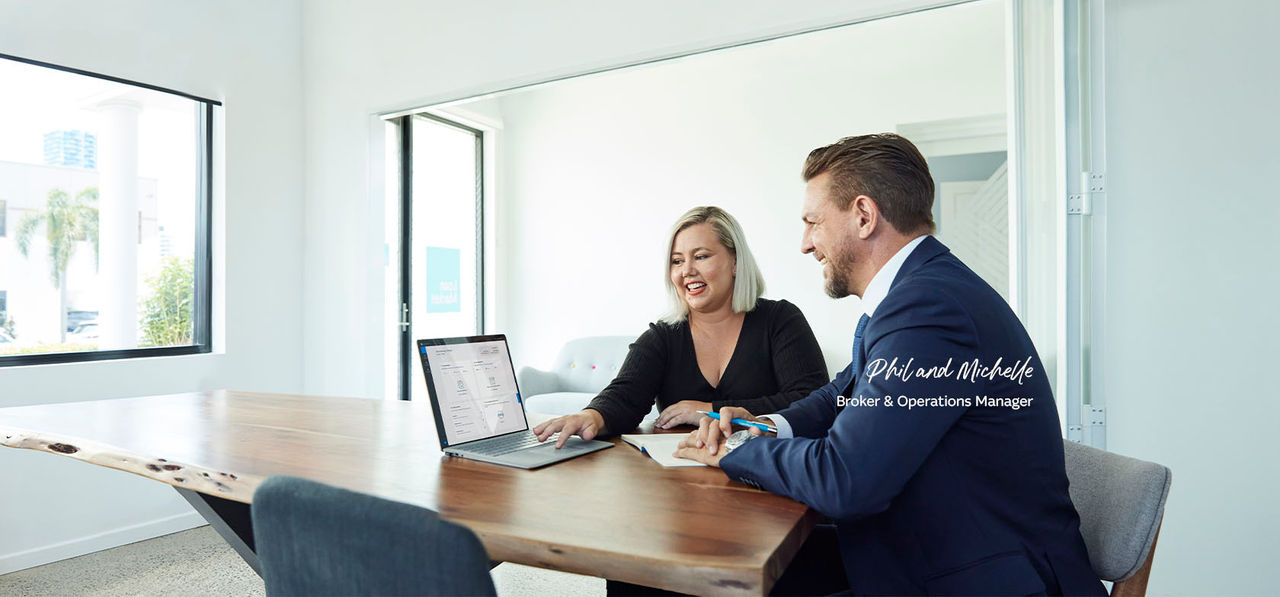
426, 247, 461, 313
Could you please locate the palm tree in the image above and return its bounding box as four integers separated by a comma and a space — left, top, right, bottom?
15, 187, 99, 342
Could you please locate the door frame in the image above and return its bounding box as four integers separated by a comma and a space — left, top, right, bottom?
396, 113, 486, 400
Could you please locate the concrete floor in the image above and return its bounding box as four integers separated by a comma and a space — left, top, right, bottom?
0, 526, 264, 597
0, 525, 604, 596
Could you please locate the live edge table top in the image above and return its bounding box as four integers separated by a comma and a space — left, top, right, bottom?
0, 390, 816, 595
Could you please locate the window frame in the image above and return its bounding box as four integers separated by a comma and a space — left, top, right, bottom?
0, 53, 218, 367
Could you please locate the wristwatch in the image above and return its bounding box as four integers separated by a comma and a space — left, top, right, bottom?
724, 429, 757, 454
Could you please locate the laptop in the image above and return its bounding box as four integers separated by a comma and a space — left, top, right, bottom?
417, 334, 613, 469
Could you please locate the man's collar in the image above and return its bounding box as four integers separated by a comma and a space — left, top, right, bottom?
860, 234, 929, 318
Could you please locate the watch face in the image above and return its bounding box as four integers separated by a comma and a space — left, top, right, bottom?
726, 429, 754, 451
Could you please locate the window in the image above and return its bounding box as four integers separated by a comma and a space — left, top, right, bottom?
0, 53, 216, 365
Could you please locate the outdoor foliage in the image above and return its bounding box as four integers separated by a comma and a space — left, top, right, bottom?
0, 312, 14, 338
15, 187, 99, 286
140, 257, 195, 347
14, 187, 99, 341
0, 342, 98, 356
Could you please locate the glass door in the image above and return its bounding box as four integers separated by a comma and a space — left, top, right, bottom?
400, 113, 483, 400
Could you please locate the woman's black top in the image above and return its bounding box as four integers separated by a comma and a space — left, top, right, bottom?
585, 298, 828, 434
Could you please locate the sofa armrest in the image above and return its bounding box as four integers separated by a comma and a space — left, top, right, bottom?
516, 366, 560, 397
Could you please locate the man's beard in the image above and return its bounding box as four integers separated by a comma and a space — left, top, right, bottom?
823, 236, 858, 299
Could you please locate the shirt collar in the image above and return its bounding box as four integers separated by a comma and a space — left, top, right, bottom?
860, 234, 929, 318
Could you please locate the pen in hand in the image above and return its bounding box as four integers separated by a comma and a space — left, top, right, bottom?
696, 411, 778, 434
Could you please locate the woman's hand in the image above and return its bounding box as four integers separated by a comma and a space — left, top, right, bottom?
532, 410, 606, 448
654, 400, 713, 429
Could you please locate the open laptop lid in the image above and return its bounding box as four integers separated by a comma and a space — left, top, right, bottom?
416, 334, 531, 450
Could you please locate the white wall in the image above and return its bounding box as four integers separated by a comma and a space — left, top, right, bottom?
0, 0, 304, 573
1102, 0, 1280, 594
483, 2, 1005, 372
299, 0, 962, 399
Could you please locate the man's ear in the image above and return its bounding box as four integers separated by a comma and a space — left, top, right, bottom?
851, 195, 879, 240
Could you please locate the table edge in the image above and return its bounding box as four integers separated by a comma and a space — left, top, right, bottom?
0, 424, 260, 503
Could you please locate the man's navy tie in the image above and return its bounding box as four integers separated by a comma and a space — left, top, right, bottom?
851, 313, 870, 376
842, 313, 871, 399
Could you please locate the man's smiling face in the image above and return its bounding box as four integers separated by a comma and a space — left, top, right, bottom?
801, 172, 860, 299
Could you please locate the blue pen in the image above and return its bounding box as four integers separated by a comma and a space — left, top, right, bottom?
696, 411, 777, 434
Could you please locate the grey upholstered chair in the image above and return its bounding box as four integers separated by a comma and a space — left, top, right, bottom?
517, 335, 649, 416
251, 476, 496, 597
1062, 440, 1172, 596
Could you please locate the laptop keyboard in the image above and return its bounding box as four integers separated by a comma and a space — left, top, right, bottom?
466, 431, 559, 456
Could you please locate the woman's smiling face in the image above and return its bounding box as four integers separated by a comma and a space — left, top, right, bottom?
670, 223, 736, 316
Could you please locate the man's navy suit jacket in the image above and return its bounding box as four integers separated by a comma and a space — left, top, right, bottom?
721, 237, 1105, 596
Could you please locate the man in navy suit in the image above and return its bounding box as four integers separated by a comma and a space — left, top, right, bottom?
677, 134, 1105, 596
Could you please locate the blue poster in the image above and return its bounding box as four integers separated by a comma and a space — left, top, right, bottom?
426, 247, 461, 313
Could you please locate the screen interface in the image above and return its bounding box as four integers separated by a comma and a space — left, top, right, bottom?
420, 339, 529, 446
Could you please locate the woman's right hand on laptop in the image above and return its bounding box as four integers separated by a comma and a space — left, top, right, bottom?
533, 409, 607, 449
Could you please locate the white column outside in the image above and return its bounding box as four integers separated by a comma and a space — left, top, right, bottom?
97, 99, 140, 350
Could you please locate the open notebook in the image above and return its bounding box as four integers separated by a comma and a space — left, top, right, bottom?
620, 434, 706, 467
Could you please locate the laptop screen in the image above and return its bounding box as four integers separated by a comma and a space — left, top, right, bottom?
417, 335, 530, 448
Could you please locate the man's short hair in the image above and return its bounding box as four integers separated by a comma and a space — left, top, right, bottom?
802, 133, 936, 235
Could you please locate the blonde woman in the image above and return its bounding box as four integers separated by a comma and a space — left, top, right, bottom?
534, 206, 826, 444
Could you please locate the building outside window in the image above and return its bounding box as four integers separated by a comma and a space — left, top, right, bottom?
43, 130, 97, 169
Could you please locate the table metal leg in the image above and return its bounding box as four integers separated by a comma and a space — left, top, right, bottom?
175, 488, 261, 577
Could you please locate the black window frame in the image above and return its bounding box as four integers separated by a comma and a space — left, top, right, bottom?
0, 52, 218, 367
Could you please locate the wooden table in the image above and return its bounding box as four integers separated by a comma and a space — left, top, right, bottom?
0, 391, 816, 595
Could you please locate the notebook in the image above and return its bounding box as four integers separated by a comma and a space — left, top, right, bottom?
621, 434, 706, 467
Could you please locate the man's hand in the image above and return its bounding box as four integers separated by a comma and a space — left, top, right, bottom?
675, 429, 727, 468
689, 406, 772, 454
654, 400, 713, 429
532, 410, 605, 449
672, 406, 774, 468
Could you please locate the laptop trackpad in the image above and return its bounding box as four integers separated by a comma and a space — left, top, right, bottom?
508, 437, 612, 468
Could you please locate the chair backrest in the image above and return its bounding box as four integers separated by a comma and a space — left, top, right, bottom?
252, 476, 496, 597
550, 335, 634, 393
1062, 440, 1171, 586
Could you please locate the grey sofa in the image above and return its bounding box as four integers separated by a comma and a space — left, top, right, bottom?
517, 335, 657, 419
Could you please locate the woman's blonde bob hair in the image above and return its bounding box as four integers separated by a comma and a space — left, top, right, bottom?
661, 206, 765, 324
